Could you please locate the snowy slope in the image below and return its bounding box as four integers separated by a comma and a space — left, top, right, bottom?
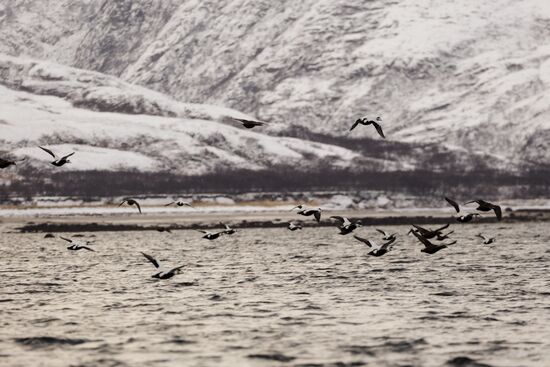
1, 1, 549, 169
0, 55, 405, 174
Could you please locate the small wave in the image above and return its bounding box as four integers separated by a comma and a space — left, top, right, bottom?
247, 353, 295, 362
14, 336, 89, 349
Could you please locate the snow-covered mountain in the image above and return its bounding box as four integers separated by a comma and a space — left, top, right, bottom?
0, 0, 549, 172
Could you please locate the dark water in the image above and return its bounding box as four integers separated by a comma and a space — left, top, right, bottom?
1, 223, 549, 366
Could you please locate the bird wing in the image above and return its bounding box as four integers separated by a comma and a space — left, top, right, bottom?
165, 202, 175, 206
196, 229, 208, 234
314, 210, 321, 223
444, 197, 460, 213
349, 121, 360, 131
372, 121, 385, 138
81, 246, 95, 252
141, 252, 160, 269
379, 237, 396, 251
330, 216, 350, 226
59, 236, 73, 243
477, 233, 487, 241
375, 228, 389, 237
61, 152, 75, 160
39, 146, 56, 159
353, 235, 373, 247
167, 265, 185, 276
412, 224, 430, 234
118, 200, 127, 207
411, 230, 434, 248
231, 117, 265, 126
492, 205, 502, 221
444, 240, 457, 246
135, 201, 142, 214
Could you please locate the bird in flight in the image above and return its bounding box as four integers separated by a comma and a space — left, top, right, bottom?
477, 233, 496, 245
119, 198, 142, 214
409, 223, 450, 239
141, 252, 184, 279
349, 116, 385, 138
38, 146, 75, 167
376, 228, 397, 241
465, 199, 502, 221
330, 216, 362, 235
197, 230, 225, 240
353, 235, 396, 257
410, 230, 456, 254
291, 204, 322, 223
445, 197, 481, 223
165, 200, 194, 208
60, 236, 95, 252
0, 157, 25, 169
287, 222, 303, 231
229, 117, 268, 129
221, 223, 236, 235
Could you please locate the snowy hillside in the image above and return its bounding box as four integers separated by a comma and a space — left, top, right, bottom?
0, 0, 548, 169
0, 54, 403, 175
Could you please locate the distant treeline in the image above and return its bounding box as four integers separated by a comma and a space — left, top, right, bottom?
0, 166, 548, 200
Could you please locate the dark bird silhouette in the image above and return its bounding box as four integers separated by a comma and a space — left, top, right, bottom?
376, 228, 397, 241
409, 223, 450, 239
230, 117, 267, 129
60, 236, 95, 252
155, 227, 172, 233
165, 201, 193, 208
0, 157, 25, 169
410, 230, 456, 254
141, 252, 184, 279
477, 233, 496, 245
445, 197, 481, 223
287, 222, 303, 231
465, 199, 502, 221
291, 204, 322, 223
353, 235, 396, 257
38, 146, 74, 167
349, 116, 385, 138
197, 230, 224, 240
330, 216, 362, 235
119, 198, 142, 214
435, 230, 454, 241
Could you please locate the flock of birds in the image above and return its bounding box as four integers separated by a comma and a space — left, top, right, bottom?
1, 115, 503, 280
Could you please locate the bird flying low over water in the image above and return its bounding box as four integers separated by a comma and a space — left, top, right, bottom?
287, 222, 303, 231
376, 228, 397, 241
353, 235, 396, 257
465, 199, 502, 221
60, 236, 95, 252
221, 223, 236, 235
409, 223, 450, 239
38, 146, 75, 167
444, 197, 481, 223
119, 198, 142, 214
410, 230, 456, 254
477, 233, 496, 245
141, 252, 184, 279
0, 157, 25, 169
330, 216, 362, 235
197, 230, 224, 240
291, 204, 322, 223
349, 116, 385, 138
229, 117, 268, 129
165, 201, 194, 208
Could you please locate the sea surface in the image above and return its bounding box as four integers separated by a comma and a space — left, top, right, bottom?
1, 222, 549, 367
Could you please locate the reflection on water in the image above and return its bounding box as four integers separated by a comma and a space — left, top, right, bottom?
0, 223, 549, 366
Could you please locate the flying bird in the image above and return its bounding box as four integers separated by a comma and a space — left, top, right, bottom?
330, 216, 362, 235
141, 252, 184, 279
0, 157, 25, 169
119, 198, 142, 214
353, 235, 396, 257
221, 223, 236, 235
291, 204, 322, 223
410, 230, 456, 254
38, 146, 75, 167
165, 201, 194, 208
445, 197, 481, 223
465, 199, 502, 221
197, 230, 224, 240
229, 117, 267, 129
60, 236, 95, 252
409, 223, 450, 239
287, 222, 303, 231
349, 116, 385, 138
376, 228, 397, 241
477, 233, 496, 245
